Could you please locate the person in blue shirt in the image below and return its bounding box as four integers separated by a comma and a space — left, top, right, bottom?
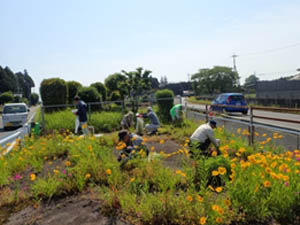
73, 96, 89, 135
143, 107, 160, 135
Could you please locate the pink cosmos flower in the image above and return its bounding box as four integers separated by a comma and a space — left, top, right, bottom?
285, 182, 289, 187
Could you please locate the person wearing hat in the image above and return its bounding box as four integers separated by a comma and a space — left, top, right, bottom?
121, 111, 134, 129
143, 107, 160, 135
117, 130, 148, 162
73, 96, 88, 135
135, 113, 144, 136
189, 120, 220, 156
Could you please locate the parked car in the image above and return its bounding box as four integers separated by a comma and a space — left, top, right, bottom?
2, 103, 29, 130
211, 93, 248, 115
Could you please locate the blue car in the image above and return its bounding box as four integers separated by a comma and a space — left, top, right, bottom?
211, 93, 248, 115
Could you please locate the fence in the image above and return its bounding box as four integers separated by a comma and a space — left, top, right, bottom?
39, 96, 300, 150
185, 102, 300, 150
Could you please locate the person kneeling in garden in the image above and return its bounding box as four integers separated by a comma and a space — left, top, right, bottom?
120, 111, 134, 129
117, 130, 149, 162
143, 107, 160, 135
170, 104, 183, 121
189, 120, 220, 157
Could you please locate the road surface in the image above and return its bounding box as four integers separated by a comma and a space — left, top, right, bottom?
0, 106, 38, 140
183, 99, 300, 131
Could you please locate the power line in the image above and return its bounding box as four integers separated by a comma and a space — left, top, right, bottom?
239, 42, 300, 57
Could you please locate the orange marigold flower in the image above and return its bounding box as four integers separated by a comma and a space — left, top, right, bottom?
200, 217, 206, 225
212, 204, 219, 211
215, 187, 223, 193
186, 195, 193, 202
218, 167, 227, 175
106, 169, 112, 175
212, 170, 219, 176
85, 173, 91, 180
197, 195, 203, 202
65, 161, 71, 167
216, 217, 223, 223
30, 173, 36, 181
264, 180, 271, 188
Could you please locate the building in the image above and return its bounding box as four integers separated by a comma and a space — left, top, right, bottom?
256, 73, 300, 99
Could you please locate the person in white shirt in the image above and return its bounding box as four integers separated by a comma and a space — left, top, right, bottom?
189, 120, 220, 156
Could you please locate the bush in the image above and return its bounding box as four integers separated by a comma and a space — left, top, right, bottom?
0, 91, 14, 104
155, 89, 174, 122
40, 78, 68, 111
109, 91, 122, 103
30, 93, 39, 106
78, 86, 102, 111
67, 81, 82, 104
91, 82, 107, 101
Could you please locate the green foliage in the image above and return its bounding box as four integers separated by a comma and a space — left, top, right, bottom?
78, 86, 101, 103
155, 89, 174, 122
0, 91, 14, 104
67, 81, 82, 104
192, 66, 240, 95
109, 90, 122, 103
30, 93, 39, 105
244, 74, 259, 93
91, 82, 107, 101
38, 109, 122, 133
40, 78, 68, 109
104, 73, 127, 93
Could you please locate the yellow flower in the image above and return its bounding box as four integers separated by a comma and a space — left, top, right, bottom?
218, 207, 224, 215
85, 173, 91, 179
271, 161, 277, 168
53, 169, 59, 175
106, 169, 112, 175
212, 170, 219, 176
130, 177, 135, 183
239, 147, 246, 153
82, 123, 87, 129
262, 133, 267, 137
30, 174, 36, 181
151, 146, 155, 151
208, 185, 215, 191
224, 199, 231, 206
212, 204, 219, 211
197, 195, 203, 202
216, 217, 223, 223
218, 167, 227, 175
264, 180, 271, 188
237, 128, 241, 134
200, 217, 206, 225
65, 161, 71, 167
215, 187, 223, 193
211, 151, 217, 157
186, 195, 193, 202
160, 139, 165, 144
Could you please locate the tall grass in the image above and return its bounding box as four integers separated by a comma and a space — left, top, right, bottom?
39, 109, 122, 133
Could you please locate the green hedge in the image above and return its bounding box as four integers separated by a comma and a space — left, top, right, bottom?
155, 89, 174, 122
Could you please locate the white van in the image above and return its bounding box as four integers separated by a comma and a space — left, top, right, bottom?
2, 103, 29, 130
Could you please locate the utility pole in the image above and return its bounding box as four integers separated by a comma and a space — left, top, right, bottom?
231, 53, 238, 72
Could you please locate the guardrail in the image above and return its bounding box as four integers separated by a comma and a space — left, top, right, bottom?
0, 112, 36, 155
185, 102, 300, 148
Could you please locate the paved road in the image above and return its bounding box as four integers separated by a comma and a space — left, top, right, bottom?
183, 99, 300, 131
0, 106, 38, 140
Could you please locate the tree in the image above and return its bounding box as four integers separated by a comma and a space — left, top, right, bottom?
244, 74, 259, 93
78, 86, 102, 110
150, 76, 160, 89
67, 81, 82, 104
40, 78, 68, 111
0, 91, 14, 104
91, 82, 107, 101
104, 73, 127, 94
121, 67, 152, 112
191, 66, 239, 95
30, 93, 39, 105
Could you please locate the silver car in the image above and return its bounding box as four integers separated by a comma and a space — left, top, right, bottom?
2, 103, 29, 130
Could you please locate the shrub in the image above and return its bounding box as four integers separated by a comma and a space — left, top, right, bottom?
109, 91, 122, 102
155, 89, 174, 122
67, 81, 82, 104
0, 91, 14, 104
40, 78, 68, 111
91, 82, 107, 101
30, 93, 39, 105
78, 86, 101, 111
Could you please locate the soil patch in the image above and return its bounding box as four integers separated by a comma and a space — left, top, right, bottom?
4, 192, 128, 225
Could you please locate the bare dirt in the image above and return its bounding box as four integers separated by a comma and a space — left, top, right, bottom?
4, 192, 128, 225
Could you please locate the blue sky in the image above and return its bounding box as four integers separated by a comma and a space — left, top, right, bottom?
1, 0, 300, 91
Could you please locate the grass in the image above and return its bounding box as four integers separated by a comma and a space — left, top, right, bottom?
37, 109, 122, 133
0, 119, 299, 225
